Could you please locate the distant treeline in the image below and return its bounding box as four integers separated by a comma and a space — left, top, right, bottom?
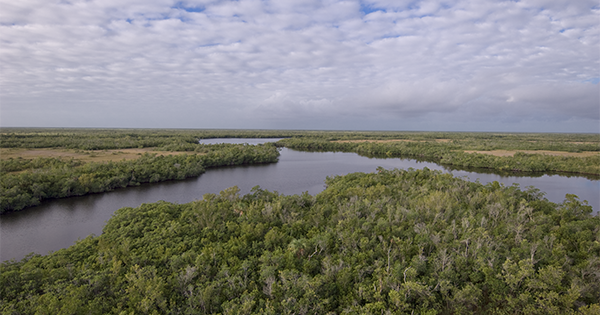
1, 169, 598, 314
0, 144, 279, 214
299, 132, 600, 153
2, 128, 598, 151
0, 129, 293, 150
276, 138, 600, 176
1, 129, 598, 213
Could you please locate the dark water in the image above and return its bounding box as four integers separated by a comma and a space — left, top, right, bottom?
1, 139, 598, 262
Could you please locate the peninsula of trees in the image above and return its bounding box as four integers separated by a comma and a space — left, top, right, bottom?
2, 168, 598, 314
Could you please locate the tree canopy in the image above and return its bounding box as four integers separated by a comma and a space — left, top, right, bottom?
2, 168, 598, 314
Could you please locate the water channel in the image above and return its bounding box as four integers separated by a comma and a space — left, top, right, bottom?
1, 138, 598, 262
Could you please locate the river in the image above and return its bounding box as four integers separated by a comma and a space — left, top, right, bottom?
1, 139, 598, 262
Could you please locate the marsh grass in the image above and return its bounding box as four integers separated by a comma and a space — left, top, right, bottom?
0, 147, 191, 165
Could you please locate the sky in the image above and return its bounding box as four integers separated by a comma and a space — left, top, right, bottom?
0, 0, 598, 132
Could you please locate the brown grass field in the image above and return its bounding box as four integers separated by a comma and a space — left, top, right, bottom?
462, 150, 599, 158
0, 148, 191, 163
333, 139, 452, 143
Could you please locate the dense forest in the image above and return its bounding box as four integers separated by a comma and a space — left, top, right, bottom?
1, 169, 598, 314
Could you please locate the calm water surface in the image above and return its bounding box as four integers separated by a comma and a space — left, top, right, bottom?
1, 139, 598, 261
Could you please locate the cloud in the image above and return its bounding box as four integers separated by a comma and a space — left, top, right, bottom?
0, 0, 598, 131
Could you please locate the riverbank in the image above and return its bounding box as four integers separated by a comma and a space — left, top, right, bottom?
0, 144, 280, 214
277, 138, 600, 176
2, 129, 598, 214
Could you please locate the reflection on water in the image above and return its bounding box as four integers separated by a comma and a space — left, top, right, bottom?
1, 140, 598, 262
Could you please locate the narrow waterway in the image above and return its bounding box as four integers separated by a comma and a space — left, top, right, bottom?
1, 139, 598, 262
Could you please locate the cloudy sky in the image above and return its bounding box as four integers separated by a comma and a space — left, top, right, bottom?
0, 0, 598, 132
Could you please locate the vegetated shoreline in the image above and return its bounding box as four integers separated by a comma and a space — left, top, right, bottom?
1, 168, 598, 314
1, 129, 598, 214
0, 144, 280, 214
275, 138, 600, 176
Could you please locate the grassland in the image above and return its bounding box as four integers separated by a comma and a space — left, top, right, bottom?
0, 147, 191, 165
462, 149, 599, 158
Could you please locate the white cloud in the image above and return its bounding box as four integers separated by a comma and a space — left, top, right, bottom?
0, 0, 598, 131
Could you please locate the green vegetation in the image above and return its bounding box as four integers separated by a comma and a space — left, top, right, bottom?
0, 128, 298, 150
276, 137, 600, 176
1, 128, 598, 213
2, 128, 598, 152
0, 144, 279, 214
2, 169, 598, 314
1, 129, 598, 313
0, 128, 292, 213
